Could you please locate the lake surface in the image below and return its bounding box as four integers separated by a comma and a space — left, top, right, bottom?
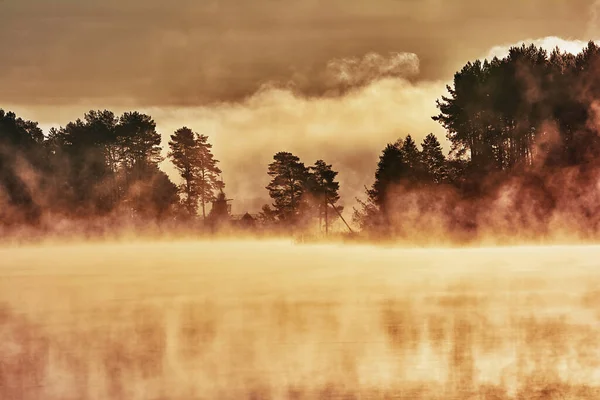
1, 240, 599, 399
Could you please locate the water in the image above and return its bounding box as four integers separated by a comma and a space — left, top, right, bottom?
1, 240, 600, 399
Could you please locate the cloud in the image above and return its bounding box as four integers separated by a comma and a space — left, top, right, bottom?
147, 76, 447, 215
325, 52, 420, 84
253, 51, 421, 99
0, 0, 593, 106
484, 36, 598, 60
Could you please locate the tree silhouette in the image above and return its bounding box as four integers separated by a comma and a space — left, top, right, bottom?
0, 108, 181, 228
195, 134, 222, 221
355, 134, 451, 235
266, 152, 309, 225
168, 127, 200, 216
0, 109, 45, 224
352, 141, 406, 235
258, 204, 278, 226
168, 127, 221, 220
308, 160, 340, 235
51, 110, 176, 218
58, 110, 119, 213
432, 43, 600, 172
117, 112, 162, 174
400, 135, 420, 170
352, 187, 382, 233
127, 165, 179, 220
421, 133, 447, 184
369, 142, 406, 208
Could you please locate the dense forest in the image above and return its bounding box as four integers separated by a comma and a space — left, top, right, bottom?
0, 108, 344, 237
5, 42, 600, 241
354, 41, 600, 243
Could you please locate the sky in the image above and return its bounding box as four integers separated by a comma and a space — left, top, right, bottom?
2, 0, 600, 214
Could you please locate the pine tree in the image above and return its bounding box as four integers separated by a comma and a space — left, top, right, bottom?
369, 142, 405, 207
266, 152, 309, 224
308, 160, 340, 235
168, 128, 221, 220
258, 204, 278, 225
421, 133, 447, 183
400, 135, 421, 171
117, 112, 162, 175
352, 187, 383, 233
168, 127, 200, 216
195, 134, 222, 221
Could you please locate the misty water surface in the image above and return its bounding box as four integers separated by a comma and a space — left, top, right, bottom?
1, 240, 600, 399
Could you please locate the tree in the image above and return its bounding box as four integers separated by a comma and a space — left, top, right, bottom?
0, 109, 46, 224
46, 110, 179, 218
352, 142, 405, 235
432, 45, 567, 171
147, 169, 179, 220
266, 152, 309, 224
421, 133, 448, 183
399, 135, 420, 170
168, 127, 200, 216
195, 134, 222, 221
308, 160, 340, 235
117, 112, 162, 175
123, 165, 179, 220
400, 134, 429, 183
354, 135, 432, 235
352, 187, 383, 233
168, 127, 221, 220
56, 110, 119, 213
369, 142, 406, 208
258, 204, 278, 226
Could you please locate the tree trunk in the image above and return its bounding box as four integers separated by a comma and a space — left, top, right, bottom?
201, 169, 206, 221
324, 194, 329, 236
186, 169, 193, 216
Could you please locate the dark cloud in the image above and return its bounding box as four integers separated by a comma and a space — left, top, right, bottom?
0, 0, 594, 106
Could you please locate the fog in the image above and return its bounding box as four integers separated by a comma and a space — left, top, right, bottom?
2, 239, 600, 399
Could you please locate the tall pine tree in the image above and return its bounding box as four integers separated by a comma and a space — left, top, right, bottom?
266, 152, 309, 224
168, 128, 222, 220
195, 134, 222, 221
168, 127, 198, 216
308, 160, 341, 235
421, 133, 447, 184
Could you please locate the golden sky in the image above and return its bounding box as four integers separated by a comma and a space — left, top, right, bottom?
2, 0, 598, 213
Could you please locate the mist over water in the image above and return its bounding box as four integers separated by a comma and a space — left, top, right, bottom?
2, 240, 600, 399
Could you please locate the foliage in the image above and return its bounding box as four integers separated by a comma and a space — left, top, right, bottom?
168, 127, 221, 219
307, 160, 341, 233
265, 152, 309, 224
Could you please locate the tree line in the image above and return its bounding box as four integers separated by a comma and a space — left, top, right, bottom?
260, 153, 342, 234
0, 109, 225, 232
6, 41, 600, 240
0, 108, 344, 236
354, 41, 600, 242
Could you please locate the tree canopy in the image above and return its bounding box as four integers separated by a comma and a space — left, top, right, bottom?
7, 41, 600, 242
